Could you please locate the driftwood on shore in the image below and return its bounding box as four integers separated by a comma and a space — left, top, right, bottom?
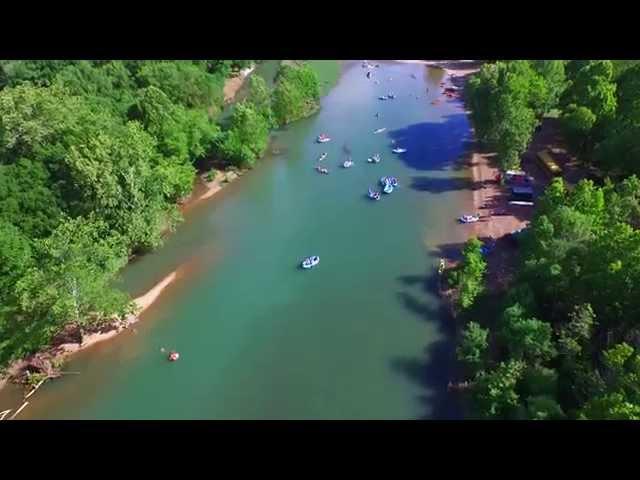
8, 401, 29, 420
24, 378, 47, 400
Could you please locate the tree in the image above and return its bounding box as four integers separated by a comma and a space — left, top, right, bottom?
63, 121, 168, 251
467, 61, 542, 169
561, 104, 597, 155
454, 237, 487, 309
137, 61, 224, 110
272, 63, 320, 126
531, 60, 567, 113
217, 102, 270, 167
0, 159, 63, 239
493, 93, 537, 169
526, 395, 567, 420
0, 221, 33, 304
131, 85, 219, 201
472, 360, 526, 419
247, 75, 275, 127
1, 216, 132, 364
558, 304, 596, 360
499, 303, 556, 363
15, 216, 131, 323
0, 60, 74, 88
563, 61, 617, 120
614, 63, 640, 127
520, 365, 559, 398
560, 60, 617, 158
457, 321, 489, 372
53, 61, 137, 118
578, 343, 640, 419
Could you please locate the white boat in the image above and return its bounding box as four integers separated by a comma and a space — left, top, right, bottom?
318, 152, 328, 162
392, 148, 407, 154
378, 95, 388, 101
368, 188, 381, 200
343, 159, 354, 168
509, 201, 534, 206
383, 183, 394, 194
373, 127, 386, 134
458, 214, 480, 224
317, 134, 331, 143
315, 166, 329, 175
367, 154, 381, 164
302, 256, 320, 269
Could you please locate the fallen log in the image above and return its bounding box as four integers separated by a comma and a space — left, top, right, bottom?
8, 401, 29, 420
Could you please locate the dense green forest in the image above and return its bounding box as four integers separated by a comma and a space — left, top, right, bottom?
0, 60, 321, 367
459, 60, 640, 419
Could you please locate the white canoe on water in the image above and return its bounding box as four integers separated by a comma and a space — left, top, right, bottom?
373, 127, 386, 134
301, 256, 320, 269
392, 148, 407, 154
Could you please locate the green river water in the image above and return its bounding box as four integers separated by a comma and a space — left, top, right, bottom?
1, 60, 474, 419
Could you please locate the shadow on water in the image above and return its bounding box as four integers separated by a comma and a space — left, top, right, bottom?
388, 113, 472, 172
429, 235, 501, 261
409, 176, 474, 194
391, 268, 462, 419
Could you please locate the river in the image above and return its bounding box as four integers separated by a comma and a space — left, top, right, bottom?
1, 60, 474, 419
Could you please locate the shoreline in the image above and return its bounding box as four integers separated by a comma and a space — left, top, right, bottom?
438, 61, 532, 313
393, 60, 482, 77
0, 60, 338, 405
0, 270, 178, 399
0, 68, 258, 401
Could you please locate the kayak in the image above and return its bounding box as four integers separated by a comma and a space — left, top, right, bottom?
373, 127, 386, 134
368, 188, 381, 200
459, 214, 480, 224
302, 256, 320, 269
392, 148, 407, 154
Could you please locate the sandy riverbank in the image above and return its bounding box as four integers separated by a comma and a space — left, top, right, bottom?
394, 60, 483, 77
223, 65, 256, 104
0, 270, 179, 398
437, 61, 533, 296
420, 60, 528, 241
